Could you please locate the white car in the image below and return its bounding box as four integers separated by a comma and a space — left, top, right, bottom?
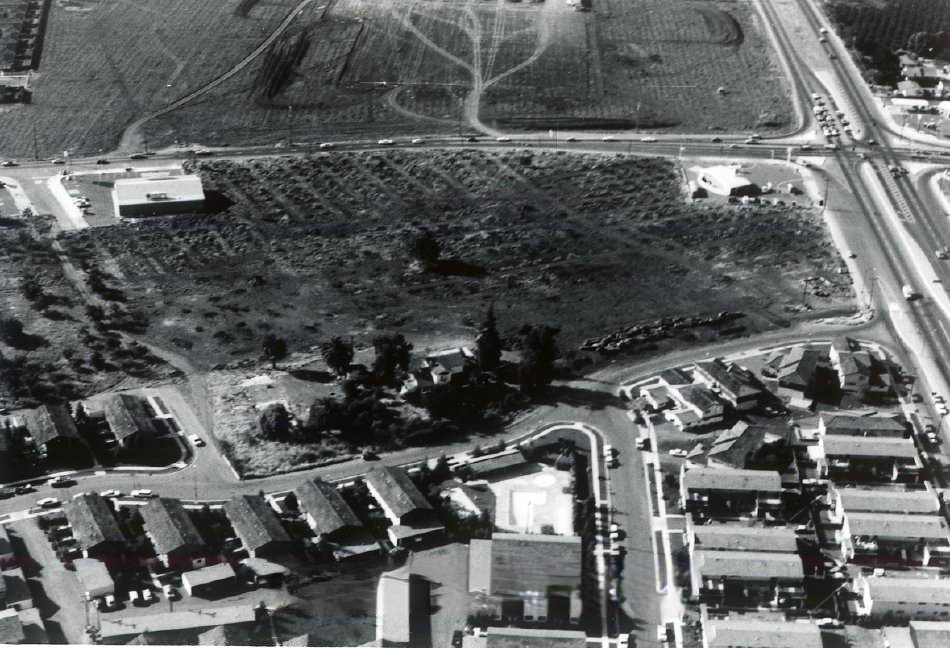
162, 584, 179, 600
195, 149, 213, 156
37, 497, 60, 508
189, 434, 205, 447
640, 136, 657, 142
100, 489, 123, 498
129, 590, 140, 605
938, 404, 949, 416
669, 448, 688, 458
104, 594, 116, 610
496, 136, 512, 142
601, 135, 616, 141
130, 489, 155, 498
800, 144, 812, 151
618, 633, 630, 647
411, 138, 424, 144
142, 589, 154, 604
318, 142, 335, 149
377, 139, 395, 146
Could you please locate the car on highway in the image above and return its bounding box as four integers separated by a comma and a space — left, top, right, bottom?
411, 138, 424, 144
602, 135, 616, 141
496, 136, 512, 142
129, 153, 148, 160
101, 489, 123, 498
130, 489, 155, 498
565, 136, 577, 142
800, 144, 812, 150
188, 434, 205, 447
377, 139, 395, 146
36, 497, 60, 508
96, 159, 110, 165
466, 136, 479, 142
318, 142, 335, 150
710, 137, 722, 143
640, 136, 657, 142
51, 158, 65, 165
1, 160, 18, 167
195, 149, 213, 156
819, 36, 827, 43
743, 137, 758, 144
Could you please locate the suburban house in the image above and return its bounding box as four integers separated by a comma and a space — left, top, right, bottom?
102, 393, 160, 451
829, 337, 873, 401
663, 384, 725, 431
223, 494, 291, 560
400, 347, 475, 395
140, 498, 208, 571
293, 478, 377, 559
23, 403, 83, 462
686, 521, 799, 555
73, 558, 115, 602
909, 620, 950, 648
468, 533, 583, 625
679, 466, 784, 521
697, 421, 790, 470
818, 414, 908, 438
825, 484, 940, 517
62, 492, 126, 562
834, 510, 950, 566
818, 435, 923, 482
689, 549, 806, 608
364, 466, 443, 547
774, 345, 828, 393
850, 574, 950, 621
693, 358, 763, 411
700, 616, 822, 648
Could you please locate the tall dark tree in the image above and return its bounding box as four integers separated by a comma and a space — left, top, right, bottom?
411, 231, 441, 269
308, 396, 344, 432
476, 303, 502, 373
259, 402, 291, 439
263, 334, 288, 369
518, 324, 559, 395
372, 333, 413, 383
322, 336, 354, 377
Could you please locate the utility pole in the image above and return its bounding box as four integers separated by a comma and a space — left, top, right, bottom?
32, 123, 38, 161
287, 104, 294, 147
821, 179, 829, 216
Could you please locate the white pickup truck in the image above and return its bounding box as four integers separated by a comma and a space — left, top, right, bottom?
903, 284, 917, 300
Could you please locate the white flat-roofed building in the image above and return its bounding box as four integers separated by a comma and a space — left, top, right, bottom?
702, 617, 822, 648
696, 165, 758, 197
851, 574, 950, 621
112, 174, 205, 218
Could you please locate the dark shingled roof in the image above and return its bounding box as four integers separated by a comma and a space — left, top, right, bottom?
223, 494, 290, 553
695, 358, 761, 399
63, 493, 125, 551
140, 498, 204, 556
0, 608, 24, 645
365, 466, 432, 519
294, 478, 361, 536
197, 625, 250, 646
26, 403, 79, 445
489, 533, 582, 597
103, 394, 158, 442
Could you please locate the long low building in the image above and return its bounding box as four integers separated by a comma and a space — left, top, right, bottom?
851, 574, 950, 621
702, 617, 822, 648
690, 549, 805, 608
112, 174, 206, 218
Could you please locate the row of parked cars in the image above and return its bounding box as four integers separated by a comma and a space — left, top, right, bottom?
95, 584, 179, 612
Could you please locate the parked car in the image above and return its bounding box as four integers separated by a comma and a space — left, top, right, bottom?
0, 488, 13, 499
101, 489, 123, 498
142, 589, 154, 604
104, 594, 116, 610
15, 484, 35, 495
37, 497, 60, 508
362, 450, 380, 461
188, 434, 205, 447
49, 476, 73, 488
669, 448, 688, 458
96, 159, 110, 165
162, 584, 179, 600
130, 489, 155, 498
129, 590, 140, 605
635, 438, 650, 451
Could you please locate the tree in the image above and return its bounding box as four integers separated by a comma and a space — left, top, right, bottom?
518, 325, 559, 395
307, 396, 343, 432
411, 231, 440, 269
321, 337, 354, 377
476, 304, 502, 373
372, 333, 413, 383
262, 334, 288, 369
0, 317, 24, 346
283, 492, 298, 511
259, 402, 291, 439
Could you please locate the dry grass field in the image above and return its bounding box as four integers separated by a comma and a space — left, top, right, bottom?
5, 0, 792, 157
0, 0, 302, 158
56, 150, 853, 378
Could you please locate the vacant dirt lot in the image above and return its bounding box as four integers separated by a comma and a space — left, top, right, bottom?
57, 150, 854, 377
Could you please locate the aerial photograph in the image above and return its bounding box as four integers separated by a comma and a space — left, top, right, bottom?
8, 0, 950, 647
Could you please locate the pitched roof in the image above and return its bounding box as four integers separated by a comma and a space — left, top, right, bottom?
182, 562, 236, 588
865, 575, 950, 604
837, 486, 940, 514
365, 466, 432, 519
910, 620, 950, 648
695, 358, 761, 399
25, 403, 79, 445
281, 633, 314, 647
223, 495, 290, 553
488, 533, 582, 596
140, 498, 204, 556
197, 625, 250, 646
705, 618, 821, 648
659, 367, 693, 386
706, 422, 784, 468
694, 549, 804, 580
103, 394, 158, 441
466, 449, 528, 477
294, 478, 361, 536
426, 348, 472, 374
777, 347, 825, 389
822, 435, 919, 458
682, 467, 782, 493
821, 414, 907, 435
0, 608, 24, 645
692, 523, 799, 553
63, 493, 125, 551
484, 626, 587, 648
846, 512, 950, 540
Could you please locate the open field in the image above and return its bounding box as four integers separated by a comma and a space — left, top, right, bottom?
144, 0, 792, 147
0, 0, 303, 158
57, 149, 854, 377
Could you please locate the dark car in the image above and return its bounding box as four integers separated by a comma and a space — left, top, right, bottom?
96, 159, 110, 165
710, 137, 723, 143
467, 136, 479, 142
15, 484, 35, 495
0, 488, 13, 499
362, 450, 380, 461
451, 631, 463, 648
129, 153, 148, 160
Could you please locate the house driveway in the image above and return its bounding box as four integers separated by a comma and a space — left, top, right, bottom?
9, 518, 87, 643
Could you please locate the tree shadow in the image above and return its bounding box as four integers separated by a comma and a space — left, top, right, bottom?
289, 369, 334, 383
536, 384, 624, 410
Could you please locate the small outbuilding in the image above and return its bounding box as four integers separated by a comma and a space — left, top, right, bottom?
696, 165, 758, 197
181, 562, 237, 598
73, 558, 114, 601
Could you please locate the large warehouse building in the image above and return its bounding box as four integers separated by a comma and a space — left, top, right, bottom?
112, 174, 205, 218
696, 165, 758, 197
